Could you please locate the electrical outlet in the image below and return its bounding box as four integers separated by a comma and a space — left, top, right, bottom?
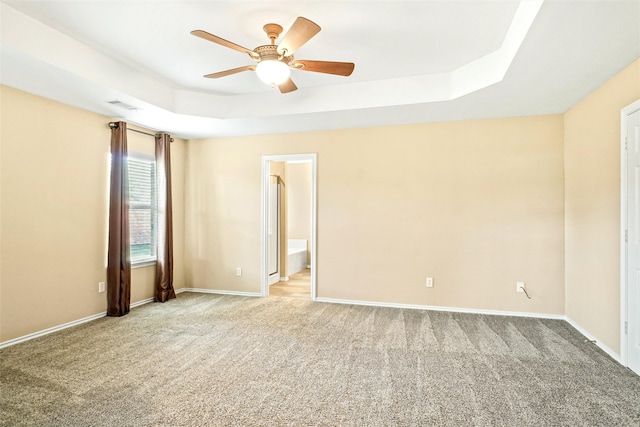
516, 282, 525, 293
98, 282, 105, 293
426, 277, 433, 288
236, 267, 242, 277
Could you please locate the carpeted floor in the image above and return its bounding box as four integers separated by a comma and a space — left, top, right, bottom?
1, 293, 639, 426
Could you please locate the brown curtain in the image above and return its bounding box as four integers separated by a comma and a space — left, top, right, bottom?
107, 122, 131, 316
155, 133, 176, 302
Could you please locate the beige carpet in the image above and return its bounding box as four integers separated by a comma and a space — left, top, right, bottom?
1, 293, 640, 426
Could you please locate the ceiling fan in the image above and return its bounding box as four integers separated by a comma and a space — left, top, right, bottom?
191, 17, 355, 94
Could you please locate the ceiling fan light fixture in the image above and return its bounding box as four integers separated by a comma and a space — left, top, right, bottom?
256, 59, 290, 86
192, 16, 353, 93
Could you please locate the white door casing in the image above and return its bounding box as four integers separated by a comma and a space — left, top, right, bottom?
622, 100, 640, 376
626, 108, 640, 375
268, 178, 280, 285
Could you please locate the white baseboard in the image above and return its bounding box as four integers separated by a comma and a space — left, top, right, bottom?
315, 297, 623, 364
564, 316, 621, 363
0, 288, 258, 348
177, 288, 262, 297
0, 311, 107, 349
314, 297, 565, 320
131, 297, 155, 308
266, 275, 288, 285
0, 296, 157, 349
268, 274, 280, 286
0, 291, 621, 366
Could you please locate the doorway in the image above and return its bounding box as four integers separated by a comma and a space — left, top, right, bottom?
621, 99, 640, 375
267, 174, 281, 285
261, 154, 317, 300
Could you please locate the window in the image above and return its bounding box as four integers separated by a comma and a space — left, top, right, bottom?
128, 152, 156, 266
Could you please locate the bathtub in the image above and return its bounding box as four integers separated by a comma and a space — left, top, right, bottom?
288, 239, 308, 276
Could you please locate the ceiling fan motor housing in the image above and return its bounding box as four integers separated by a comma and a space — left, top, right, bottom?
254, 45, 293, 65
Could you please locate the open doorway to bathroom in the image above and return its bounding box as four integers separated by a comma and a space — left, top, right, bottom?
261, 154, 317, 300
267, 159, 312, 298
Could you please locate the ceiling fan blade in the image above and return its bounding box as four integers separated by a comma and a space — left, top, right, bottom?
191, 30, 258, 58
292, 60, 355, 76
278, 77, 298, 94
277, 17, 321, 56
204, 65, 256, 79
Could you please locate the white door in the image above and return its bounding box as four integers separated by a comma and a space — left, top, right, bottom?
268, 177, 280, 285
627, 108, 640, 375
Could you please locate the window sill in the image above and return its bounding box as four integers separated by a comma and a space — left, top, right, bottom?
132, 258, 156, 269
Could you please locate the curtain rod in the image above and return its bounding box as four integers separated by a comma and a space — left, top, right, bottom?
108, 122, 174, 142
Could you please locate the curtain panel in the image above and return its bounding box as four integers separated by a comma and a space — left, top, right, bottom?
155, 133, 176, 302
107, 122, 132, 316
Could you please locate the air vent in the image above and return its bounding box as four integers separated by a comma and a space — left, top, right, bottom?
107, 100, 142, 111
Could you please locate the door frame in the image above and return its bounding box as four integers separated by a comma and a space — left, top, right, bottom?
620, 99, 640, 367
261, 153, 317, 300
267, 176, 281, 284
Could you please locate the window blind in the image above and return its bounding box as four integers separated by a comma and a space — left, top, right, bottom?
128, 154, 156, 264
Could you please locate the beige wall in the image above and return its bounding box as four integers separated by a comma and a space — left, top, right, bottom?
6, 59, 637, 346
564, 58, 640, 353
287, 162, 312, 266
0, 86, 186, 342
185, 115, 565, 314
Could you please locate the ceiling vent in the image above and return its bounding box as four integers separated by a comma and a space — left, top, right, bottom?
107, 100, 142, 111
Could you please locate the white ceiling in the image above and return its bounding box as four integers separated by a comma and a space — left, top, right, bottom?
1, 0, 639, 139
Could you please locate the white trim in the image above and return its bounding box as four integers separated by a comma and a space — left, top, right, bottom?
280, 276, 289, 282
268, 274, 280, 286
314, 297, 565, 320
177, 288, 262, 297
0, 311, 107, 349
0, 290, 621, 366
565, 316, 621, 363
131, 297, 155, 308
131, 259, 156, 269
310, 156, 317, 301
0, 297, 155, 349
317, 297, 629, 362
620, 99, 640, 367
261, 158, 268, 298
261, 154, 317, 301
315, 297, 625, 363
